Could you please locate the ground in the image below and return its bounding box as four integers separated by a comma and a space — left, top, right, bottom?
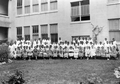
0, 59, 120, 84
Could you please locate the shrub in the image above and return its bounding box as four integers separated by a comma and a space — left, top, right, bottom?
2, 70, 25, 84
0, 44, 9, 63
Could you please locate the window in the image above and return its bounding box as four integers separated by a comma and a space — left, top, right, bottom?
41, 0, 48, 11
71, 0, 90, 22
17, 0, 22, 15
50, 24, 58, 43
32, 25, 39, 40
24, 26, 30, 40
17, 27, 22, 40
109, 19, 120, 41
41, 25, 48, 39
72, 35, 90, 41
81, 0, 90, 21
50, 0, 57, 10
32, 0, 39, 12
24, 0, 30, 14
108, 0, 119, 3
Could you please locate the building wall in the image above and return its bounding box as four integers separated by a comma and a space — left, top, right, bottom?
8, 0, 120, 42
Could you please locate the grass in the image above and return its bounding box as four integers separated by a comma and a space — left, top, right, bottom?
0, 59, 120, 84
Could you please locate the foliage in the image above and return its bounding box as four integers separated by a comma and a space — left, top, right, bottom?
2, 70, 25, 84
91, 23, 103, 43
87, 73, 103, 84
0, 44, 9, 63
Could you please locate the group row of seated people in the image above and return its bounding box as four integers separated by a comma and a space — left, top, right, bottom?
8, 37, 119, 60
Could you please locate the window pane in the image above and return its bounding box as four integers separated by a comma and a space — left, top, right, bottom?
25, 6, 30, 14
51, 34, 58, 43
108, 0, 119, 3
50, 1, 57, 10
41, 0, 48, 3
33, 25, 39, 34
109, 19, 119, 30
17, 0, 22, 6
41, 3, 48, 11
33, 35, 39, 40
33, 5, 39, 12
71, 16, 80, 22
50, 0, 57, 2
81, 5, 89, 16
17, 7, 22, 15
50, 24, 58, 33
81, 0, 89, 5
24, 0, 30, 6
17, 27, 22, 35
110, 31, 120, 41
25, 35, 30, 40
41, 25, 48, 34
41, 34, 48, 39
24, 26, 30, 35
33, 0, 39, 4
71, 2, 80, 22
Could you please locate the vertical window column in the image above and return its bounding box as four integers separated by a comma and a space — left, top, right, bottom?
41, 0, 48, 12
32, 0, 39, 13
32, 25, 39, 40
109, 19, 120, 41
50, 24, 58, 43
81, 0, 90, 21
17, 27, 22, 40
71, 2, 80, 22
17, 0, 22, 15
50, 0, 57, 10
24, 0, 30, 14
24, 26, 30, 40
41, 25, 48, 40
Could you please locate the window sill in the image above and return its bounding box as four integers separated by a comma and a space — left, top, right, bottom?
0, 15, 9, 18
107, 2, 120, 6
16, 10, 58, 18
70, 21, 91, 24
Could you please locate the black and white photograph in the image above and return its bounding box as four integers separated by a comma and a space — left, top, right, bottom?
0, 0, 120, 84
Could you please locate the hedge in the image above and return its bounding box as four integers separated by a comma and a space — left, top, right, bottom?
0, 44, 9, 63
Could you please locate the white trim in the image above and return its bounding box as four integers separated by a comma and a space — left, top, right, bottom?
70, 21, 91, 24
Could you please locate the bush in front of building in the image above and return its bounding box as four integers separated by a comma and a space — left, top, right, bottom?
0, 44, 9, 63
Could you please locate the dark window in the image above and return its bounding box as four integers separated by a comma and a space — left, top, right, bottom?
17, 27, 22, 40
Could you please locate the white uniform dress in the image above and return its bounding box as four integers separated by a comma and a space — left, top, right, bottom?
74, 48, 79, 58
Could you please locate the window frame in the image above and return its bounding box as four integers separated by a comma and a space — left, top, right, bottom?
71, 0, 90, 22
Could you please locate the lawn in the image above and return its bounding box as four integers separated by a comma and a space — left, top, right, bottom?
0, 59, 120, 84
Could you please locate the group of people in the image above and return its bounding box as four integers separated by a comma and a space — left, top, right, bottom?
8, 37, 119, 60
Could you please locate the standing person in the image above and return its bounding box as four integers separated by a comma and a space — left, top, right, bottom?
27, 47, 33, 61
8, 43, 14, 59
105, 41, 110, 60
112, 38, 117, 47
68, 46, 74, 59
58, 37, 62, 44
88, 37, 93, 44
23, 46, 28, 60
103, 38, 108, 45
16, 47, 22, 60
33, 39, 37, 48
33, 46, 38, 60
74, 46, 79, 59
59, 46, 64, 59
13, 48, 17, 60
90, 45, 96, 59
